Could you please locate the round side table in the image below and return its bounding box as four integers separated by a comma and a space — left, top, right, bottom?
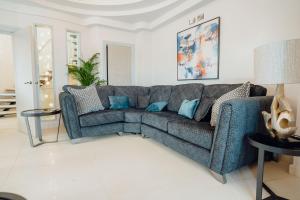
0, 192, 26, 200
21, 108, 61, 147
248, 133, 300, 200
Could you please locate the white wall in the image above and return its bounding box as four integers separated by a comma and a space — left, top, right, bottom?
0, 34, 14, 92
135, 31, 153, 86
83, 26, 136, 83
135, 0, 300, 86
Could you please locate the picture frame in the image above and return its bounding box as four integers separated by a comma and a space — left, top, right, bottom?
177, 17, 220, 80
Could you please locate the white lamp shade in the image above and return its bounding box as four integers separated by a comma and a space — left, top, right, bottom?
254, 39, 300, 84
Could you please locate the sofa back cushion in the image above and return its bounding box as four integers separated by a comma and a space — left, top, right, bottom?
149, 85, 173, 104
167, 83, 204, 112
96, 85, 114, 109
250, 84, 267, 96
114, 86, 149, 108
137, 95, 150, 109
194, 83, 267, 121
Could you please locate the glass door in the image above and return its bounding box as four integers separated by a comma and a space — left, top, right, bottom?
34, 25, 55, 120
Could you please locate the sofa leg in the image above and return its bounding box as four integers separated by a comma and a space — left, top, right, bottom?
141, 133, 148, 138
71, 137, 91, 144
210, 170, 227, 184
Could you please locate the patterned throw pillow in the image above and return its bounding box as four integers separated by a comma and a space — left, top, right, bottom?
210, 82, 251, 126
68, 85, 104, 115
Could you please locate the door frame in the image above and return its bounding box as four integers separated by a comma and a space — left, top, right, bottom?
103, 41, 135, 85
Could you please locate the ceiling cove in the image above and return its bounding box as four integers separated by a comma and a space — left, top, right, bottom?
65, 0, 147, 6
0, 0, 213, 31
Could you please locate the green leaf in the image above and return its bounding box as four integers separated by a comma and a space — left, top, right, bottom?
67, 53, 104, 86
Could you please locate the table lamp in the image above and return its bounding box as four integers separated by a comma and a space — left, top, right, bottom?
254, 39, 300, 139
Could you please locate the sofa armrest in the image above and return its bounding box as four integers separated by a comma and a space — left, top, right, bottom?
59, 92, 82, 139
209, 96, 273, 175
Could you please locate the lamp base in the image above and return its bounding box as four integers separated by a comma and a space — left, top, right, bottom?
262, 84, 297, 139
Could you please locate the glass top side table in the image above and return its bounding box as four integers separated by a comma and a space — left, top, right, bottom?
21, 108, 61, 147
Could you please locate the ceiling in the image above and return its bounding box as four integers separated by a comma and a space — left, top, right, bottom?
2, 0, 214, 31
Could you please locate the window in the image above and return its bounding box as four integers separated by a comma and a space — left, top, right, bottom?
66, 31, 80, 85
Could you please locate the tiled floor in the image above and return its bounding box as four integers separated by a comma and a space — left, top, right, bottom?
0, 117, 299, 200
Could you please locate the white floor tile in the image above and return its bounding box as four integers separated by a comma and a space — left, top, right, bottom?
0, 117, 299, 200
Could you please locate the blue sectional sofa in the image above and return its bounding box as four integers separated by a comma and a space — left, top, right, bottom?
59, 83, 272, 183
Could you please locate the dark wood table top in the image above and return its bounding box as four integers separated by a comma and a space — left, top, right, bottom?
248, 133, 300, 156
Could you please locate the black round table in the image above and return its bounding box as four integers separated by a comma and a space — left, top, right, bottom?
21, 108, 61, 147
248, 133, 300, 200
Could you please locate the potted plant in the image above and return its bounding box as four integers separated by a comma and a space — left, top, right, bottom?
68, 53, 106, 86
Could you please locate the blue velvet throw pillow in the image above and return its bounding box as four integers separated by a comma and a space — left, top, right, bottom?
109, 96, 129, 110
146, 101, 168, 112
178, 99, 200, 119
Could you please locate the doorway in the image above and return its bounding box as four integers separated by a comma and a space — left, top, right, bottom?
0, 33, 16, 119
0, 25, 56, 136
106, 43, 133, 86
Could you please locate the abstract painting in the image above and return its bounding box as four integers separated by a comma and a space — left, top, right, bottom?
177, 17, 220, 80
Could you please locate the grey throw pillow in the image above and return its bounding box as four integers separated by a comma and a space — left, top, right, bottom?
210, 82, 251, 126
194, 98, 214, 121
68, 85, 104, 115
137, 95, 150, 109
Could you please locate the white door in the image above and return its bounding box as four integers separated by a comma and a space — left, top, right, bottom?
12, 27, 40, 135
107, 44, 132, 85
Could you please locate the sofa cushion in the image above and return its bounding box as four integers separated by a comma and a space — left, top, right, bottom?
142, 111, 184, 132
79, 110, 124, 127
114, 86, 149, 108
168, 83, 204, 112
250, 84, 267, 96
124, 109, 145, 123
194, 83, 267, 121
96, 85, 114, 109
149, 85, 173, 104
168, 119, 214, 150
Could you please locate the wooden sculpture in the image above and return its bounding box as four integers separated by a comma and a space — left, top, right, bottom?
262, 84, 297, 139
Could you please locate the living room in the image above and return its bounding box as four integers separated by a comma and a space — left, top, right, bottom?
0, 0, 300, 199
